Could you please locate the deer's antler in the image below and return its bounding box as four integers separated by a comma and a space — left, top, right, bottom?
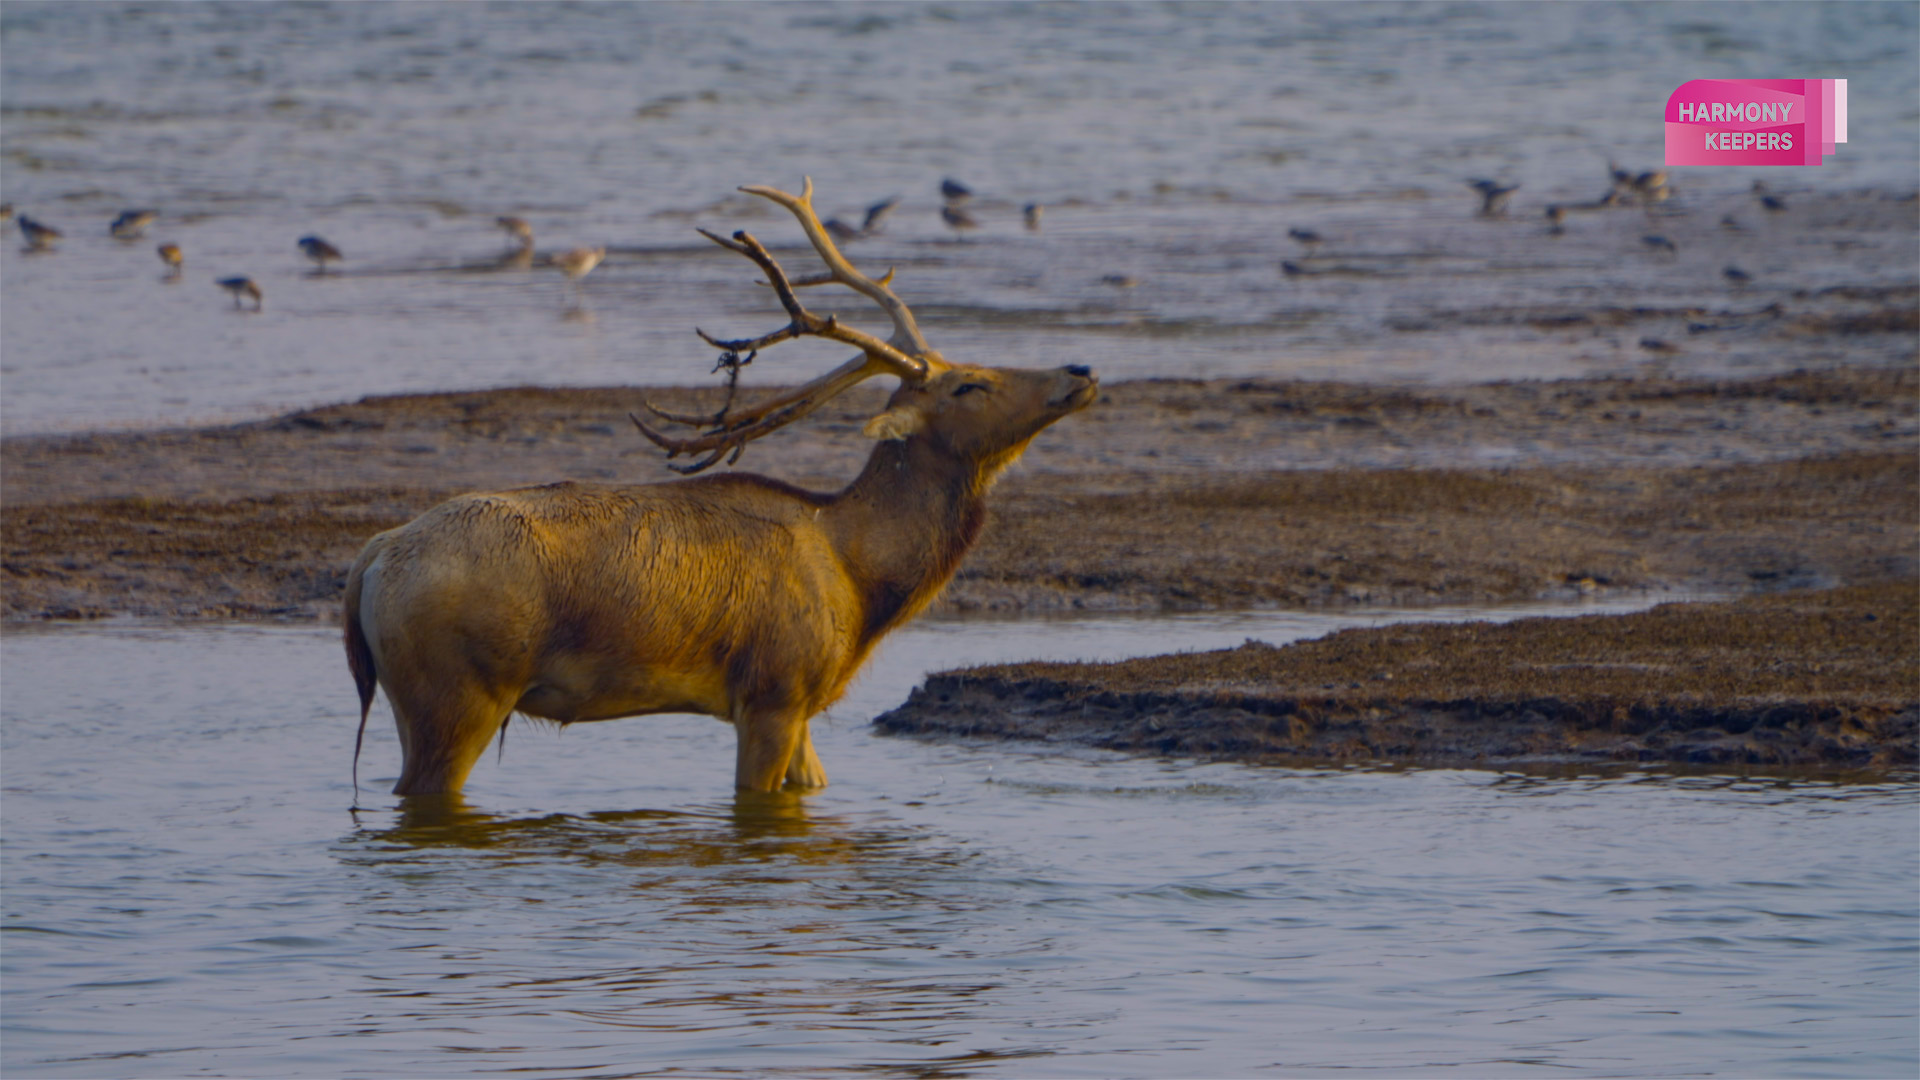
633, 179, 948, 473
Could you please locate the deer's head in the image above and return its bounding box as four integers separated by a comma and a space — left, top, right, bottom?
864, 362, 1096, 468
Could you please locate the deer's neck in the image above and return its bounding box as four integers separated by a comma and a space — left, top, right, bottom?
825, 437, 995, 647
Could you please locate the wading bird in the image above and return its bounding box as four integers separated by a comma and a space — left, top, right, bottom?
157, 242, 183, 275
1023, 202, 1043, 232
861, 196, 900, 235
553, 245, 605, 305
1605, 163, 1671, 206
554, 245, 604, 279
827, 195, 903, 244
1287, 227, 1323, 255
17, 215, 61, 251
298, 235, 343, 273
496, 216, 533, 250
1632, 170, 1671, 203
216, 275, 262, 310
1468, 178, 1519, 217
110, 209, 157, 240
343, 179, 1097, 797
940, 203, 978, 240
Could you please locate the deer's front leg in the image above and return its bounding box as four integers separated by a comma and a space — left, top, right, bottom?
784, 722, 828, 789
734, 705, 822, 793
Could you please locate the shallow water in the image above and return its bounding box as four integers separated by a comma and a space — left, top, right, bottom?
3, 2, 1917, 434
5, 603, 1915, 1078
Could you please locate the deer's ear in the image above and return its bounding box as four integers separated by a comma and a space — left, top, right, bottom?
863, 405, 926, 441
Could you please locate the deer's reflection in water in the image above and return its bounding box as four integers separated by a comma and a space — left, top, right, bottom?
331, 787, 1027, 1069
330, 788, 1014, 1063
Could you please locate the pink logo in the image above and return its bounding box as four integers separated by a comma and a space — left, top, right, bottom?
1665, 79, 1848, 166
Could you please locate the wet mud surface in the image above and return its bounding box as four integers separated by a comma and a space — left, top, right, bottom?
875, 585, 1918, 774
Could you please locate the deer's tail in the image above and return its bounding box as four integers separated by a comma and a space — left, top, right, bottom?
342, 548, 381, 807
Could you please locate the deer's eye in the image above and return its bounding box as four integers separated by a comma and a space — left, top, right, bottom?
952, 382, 989, 397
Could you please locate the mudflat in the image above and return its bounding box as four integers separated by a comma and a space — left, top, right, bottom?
875, 585, 1917, 774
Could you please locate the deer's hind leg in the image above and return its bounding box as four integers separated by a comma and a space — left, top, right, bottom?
387, 676, 520, 796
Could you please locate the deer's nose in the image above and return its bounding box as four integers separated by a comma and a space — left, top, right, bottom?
1065, 364, 1091, 378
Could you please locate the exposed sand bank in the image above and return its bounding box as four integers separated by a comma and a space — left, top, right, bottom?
874, 585, 1918, 774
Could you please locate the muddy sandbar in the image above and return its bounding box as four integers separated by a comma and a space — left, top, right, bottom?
875, 585, 1918, 774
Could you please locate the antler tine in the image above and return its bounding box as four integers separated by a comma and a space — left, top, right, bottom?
739, 178, 942, 367
643, 400, 720, 427
643, 349, 756, 427
630, 353, 885, 473
789, 268, 894, 290
695, 323, 805, 355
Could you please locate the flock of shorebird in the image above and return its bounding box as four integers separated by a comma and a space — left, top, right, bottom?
0, 178, 1026, 315
816, 177, 1043, 244
1282, 164, 1788, 291
0, 201, 609, 313
5, 168, 1789, 317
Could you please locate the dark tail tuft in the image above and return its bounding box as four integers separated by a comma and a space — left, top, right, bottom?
343, 557, 379, 806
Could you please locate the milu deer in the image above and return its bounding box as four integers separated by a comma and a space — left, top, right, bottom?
343, 179, 1097, 797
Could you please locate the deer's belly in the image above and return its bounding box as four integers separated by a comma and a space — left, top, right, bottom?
514, 657, 731, 723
